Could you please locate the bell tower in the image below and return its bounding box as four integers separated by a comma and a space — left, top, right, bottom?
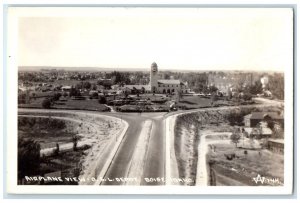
150, 62, 158, 93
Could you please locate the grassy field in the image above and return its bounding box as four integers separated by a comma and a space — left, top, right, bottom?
19, 97, 110, 112
18, 116, 77, 149
54, 99, 110, 111
175, 95, 233, 109
207, 142, 284, 186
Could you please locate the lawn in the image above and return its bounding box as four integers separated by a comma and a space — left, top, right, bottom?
174, 95, 233, 109
131, 94, 168, 102
19, 98, 110, 112
54, 99, 110, 111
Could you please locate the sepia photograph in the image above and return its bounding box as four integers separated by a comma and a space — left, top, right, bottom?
5, 6, 294, 195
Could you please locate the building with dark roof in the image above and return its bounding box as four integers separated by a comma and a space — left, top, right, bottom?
244, 112, 284, 128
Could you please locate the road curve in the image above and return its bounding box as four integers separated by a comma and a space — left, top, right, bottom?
18, 99, 281, 186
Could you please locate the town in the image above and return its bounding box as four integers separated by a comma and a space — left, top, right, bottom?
18, 63, 285, 186
18, 63, 283, 111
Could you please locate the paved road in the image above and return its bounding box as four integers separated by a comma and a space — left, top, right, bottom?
100, 112, 167, 185
18, 108, 168, 185
18, 99, 282, 186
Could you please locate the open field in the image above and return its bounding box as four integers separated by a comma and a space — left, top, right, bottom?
173, 95, 235, 109
19, 79, 98, 87
54, 99, 110, 111
19, 98, 110, 112
207, 142, 284, 186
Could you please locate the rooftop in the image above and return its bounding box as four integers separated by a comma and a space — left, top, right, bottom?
158, 79, 183, 85
250, 112, 283, 120
244, 127, 273, 135
123, 85, 151, 90
268, 139, 284, 144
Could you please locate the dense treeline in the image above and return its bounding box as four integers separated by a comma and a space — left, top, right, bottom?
267, 73, 284, 100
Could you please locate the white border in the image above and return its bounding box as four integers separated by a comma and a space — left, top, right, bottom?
5, 6, 294, 195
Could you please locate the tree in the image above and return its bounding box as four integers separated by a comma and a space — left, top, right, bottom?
83, 81, 91, 89
97, 80, 112, 89
42, 98, 52, 109
176, 89, 183, 102
72, 135, 79, 151
92, 84, 97, 90
18, 138, 41, 180
211, 92, 218, 106
91, 92, 99, 99
18, 94, 26, 104
242, 92, 252, 101
52, 93, 62, 101
210, 85, 218, 93
55, 143, 60, 156
230, 130, 241, 148
249, 80, 262, 95
31, 92, 36, 100
98, 96, 107, 104
69, 87, 81, 97
268, 73, 284, 99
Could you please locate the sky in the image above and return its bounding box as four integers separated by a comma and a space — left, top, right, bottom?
17, 8, 293, 71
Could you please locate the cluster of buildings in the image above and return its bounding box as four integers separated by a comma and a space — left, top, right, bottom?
207, 72, 274, 98
242, 111, 284, 154
119, 62, 190, 95
19, 62, 191, 97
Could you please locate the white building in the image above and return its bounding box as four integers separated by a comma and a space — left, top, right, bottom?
150, 62, 188, 94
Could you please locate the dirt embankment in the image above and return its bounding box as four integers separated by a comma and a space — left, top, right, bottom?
18, 111, 125, 185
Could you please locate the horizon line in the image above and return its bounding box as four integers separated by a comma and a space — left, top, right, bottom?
18, 66, 284, 73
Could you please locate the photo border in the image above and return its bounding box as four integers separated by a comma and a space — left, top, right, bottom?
2, 3, 297, 199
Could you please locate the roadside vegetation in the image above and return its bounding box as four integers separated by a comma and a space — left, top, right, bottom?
18, 117, 88, 185
18, 111, 124, 185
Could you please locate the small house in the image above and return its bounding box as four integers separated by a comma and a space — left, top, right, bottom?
244, 112, 284, 128
267, 139, 284, 154
62, 86, 72, 92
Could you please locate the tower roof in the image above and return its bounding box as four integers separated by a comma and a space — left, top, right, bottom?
151, 62, 157, 67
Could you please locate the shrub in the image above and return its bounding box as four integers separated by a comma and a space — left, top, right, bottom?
18, 138, 41, 180
98, 96, 107, 104
91, 92, 99, 99
52, 93, 62, 101
42, 98, 52, 109
230, 131, 241, 147
242, 93, 252, 101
